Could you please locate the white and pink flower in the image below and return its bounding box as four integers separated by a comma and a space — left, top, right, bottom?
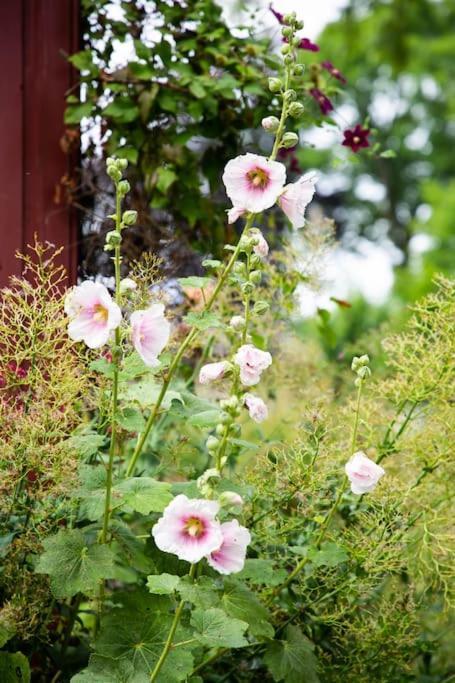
278, 173, 317, 229
65, 281, 122, 349
152, 495, 223, 564
345, 451, 385, 495
234, 344, 272, 386
131, 303, 170, 367
223, 153, 286, 214
227, 206, 246, 224
244, 393, 268, 423
251, 230, 269, 258
206, 519, 251, 575
199, 360, 231, 385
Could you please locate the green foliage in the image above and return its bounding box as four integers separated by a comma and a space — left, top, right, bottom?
0, 652, 30, 683
35, 529, 116, 598
191, 607, 249, 648
264, 626, 319, 683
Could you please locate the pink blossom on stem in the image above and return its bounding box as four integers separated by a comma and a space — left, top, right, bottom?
244, 393, 268, 423
234, 344, 272, 386
223, 153, 286, 214
206, 519, 251, 575
199, 360, 230, 385
252, 230, 269, 258
278, 173, 317, 229
227, 206, 246, 224
65, 281, 122, 349
345, 451, 385, 495
152, 494, 223, 564
131, 303, 170, 367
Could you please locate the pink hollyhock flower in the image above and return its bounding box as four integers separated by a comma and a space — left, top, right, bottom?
234, 344, 272, 386
223, 153, 286, 214
244, 393, 268, 423
152, 494, 223, 564
199, 360, 230, 385
278, 173, 317, 229
345, 451, 385, 495
131, 303, 170, 367
65, 281, 122, 349
207, 519, 251, 575
227, 206, 246, 224
252, 230, 269, 258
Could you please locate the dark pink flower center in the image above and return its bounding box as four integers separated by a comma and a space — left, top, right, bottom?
247, 167, 270, 190
183, 516, 206, 538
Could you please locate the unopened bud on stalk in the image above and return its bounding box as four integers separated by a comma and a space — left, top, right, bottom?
284, 54, 294, 65
289, 102, 305, 118
281, 26, 292, 38
250, 270, 262, 285
281, 44, 290, 55
351, 354, 370, 372
119, 277, 137, 293
230, 315, 245, 331
219, 491, 244, 510
197, 468, 221, 494
281, 132, 299, 148
122, 210, 137, 225
206, 436, 219, 452
268, 77, 282, 93
284, 89, 297, 102
262, 116, 280, 133
293, 64, 305, 76
117, 180, 130, 197
253, 300, 269, 315
104, 230, 121, 250
117, 158, 128, 170
107, 165, 121, 182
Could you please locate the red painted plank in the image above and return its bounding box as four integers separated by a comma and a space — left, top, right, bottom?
0, 0, 79, 287
0, 1, 24, 280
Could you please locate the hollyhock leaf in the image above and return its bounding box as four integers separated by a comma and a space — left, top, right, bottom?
119, 352, 151, 380
178, 276, 212, 289
35, 529, 116, 598
236, 559, 287, 586
183, 311, 224, 331
64, 102, 93, 124
0, 618, 15, 648
115, 477, 173, 514
0, 651, 30, 683
74, 466, 112, 522
264, 626, 319, 683
156, 167, 178, 193
103, 97, 139, 123
188, 409, 222, 427
191, 608, 249, 648
147, 573, 181, 595
202, 259, 222, 269
71, 656, 142, 682
66, 433, 106, 459
177, 576, 220, 609
120, 376, 183, 409
116, 407, 146, 433
89, 357, 116, 378
307, 541, 348, 568
380, 149, 397, 158
221, 581, 273, 639
92, 591, 194, 681
109, 520, 154, 576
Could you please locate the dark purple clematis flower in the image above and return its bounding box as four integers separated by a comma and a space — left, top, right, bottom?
309, 88, 334, 115
299, 37, 320, 52
342, 124, 371, 152
269, 4, 285, 24
321, 60, 347, 84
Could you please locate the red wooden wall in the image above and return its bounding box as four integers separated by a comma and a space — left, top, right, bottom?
0, 0, 80, 286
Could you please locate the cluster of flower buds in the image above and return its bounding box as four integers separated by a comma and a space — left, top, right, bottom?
351, 354, 371, 386
104, 157, 137, 252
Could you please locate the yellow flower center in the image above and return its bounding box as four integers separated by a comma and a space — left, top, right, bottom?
184, 517, 205, 538
93, 304, 109, 324
247, 167, 269, 189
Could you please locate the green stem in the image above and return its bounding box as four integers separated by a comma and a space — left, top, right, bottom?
150, 564, 197, 682
125, 216, 255, 477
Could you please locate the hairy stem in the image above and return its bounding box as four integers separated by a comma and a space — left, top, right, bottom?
149, 563, 197, 682
125, 215, 254, 477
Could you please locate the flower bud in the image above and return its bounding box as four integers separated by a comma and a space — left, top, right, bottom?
250, 270, 262, 285
351, 354, 370, 372
122, 210, 137, 226
119, 277, 137, 293
283, 12, 296, 24
293, 64, 305, 76
281, 132, 299, 148
281, 44, 290, 55
295, 20, 304, 30
226, 395, 240, 411
268, 77, 282, 93
216, 423, 227, 437
219, 491, 244, 510
357, 366, 371, 380
281, 26, 292, 38
233, 261, 247, 276
206, 436, 220, 452
284, 54, 294, 65
197, 468, 221, 493
117, 158, 128, 170
284, 89, 297, 102
253, 300, 269, 316
117, 180, 130, 197
261, 116, 280, 133
230, 315, 245, 331
107, 165, 122, 182
105, 230, 121, 247
289, 102, 305, 118
242, 282, 255, 295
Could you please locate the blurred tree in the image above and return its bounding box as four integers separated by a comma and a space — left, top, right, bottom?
303, 0, 455, 295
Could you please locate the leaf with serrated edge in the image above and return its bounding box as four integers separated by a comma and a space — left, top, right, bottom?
191, 608, 248, 648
